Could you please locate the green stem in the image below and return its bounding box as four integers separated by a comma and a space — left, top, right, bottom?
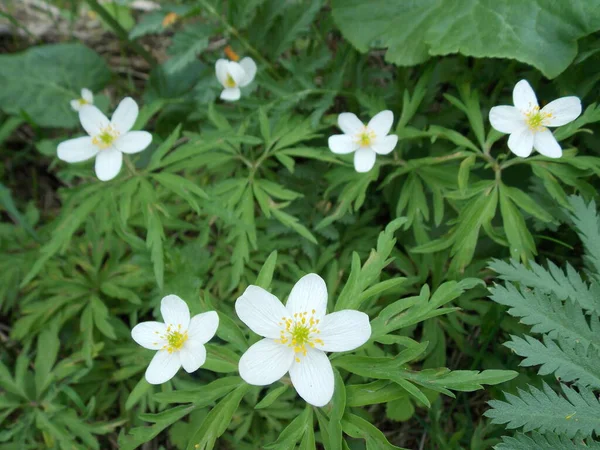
85, 0, 157, 67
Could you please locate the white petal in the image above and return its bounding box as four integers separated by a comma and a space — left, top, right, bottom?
338, 113, 364, 135
540, 97, 582, 127
318, 310, 371, 352
160, 295, 190, 329
79, 105, 109, 137
238, 57, 257, 87
187, 311, 219, 344
215, 59, 229, 85
114, 131, 152, 154
81, 88, 94, 103
489, 106, 525, 133
353, 148, 376, 172
235, 285, 288, 339
220, 88, 241, 101
328, 134, 358, 154
285, 273, 328, 320
145, 350, 181, 384
289, 347, 334, 407
507, 128, 534, 158
513, 80, 538, 112
227, 61, 246, 85
131, 321, 167, 350
57, 136, 98, 162
94, 148, 123, 181
179, 340, 207, 373
371, 135, 398, 155
238, 338, 294, 386
111, 97, 139, 134
533, 128, 562, 158
71, 99, 82, 112
367, 110, 394, 137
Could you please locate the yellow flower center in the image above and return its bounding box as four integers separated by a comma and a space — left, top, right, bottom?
78, 98, 89, 106
155, 324, 188, 353
277, 310, 324, 363
525, 106, 552, 132
92, 125, 120, 149
225, 74, 237, 88
357, 128, 375, 147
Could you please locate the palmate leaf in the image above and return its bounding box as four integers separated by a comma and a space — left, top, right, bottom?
486, 383, 600, 439
505, 335, 600, 389
496, 432, 600, 450
489, 283, 600, 352
331, 0, 600, 78
0, 43, 110, 127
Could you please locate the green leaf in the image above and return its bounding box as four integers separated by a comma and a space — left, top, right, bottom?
125, 377, 152, 411
499, 184, 536, 262
271, 208, 318, 244
331, 0, 600, 78
342, 413, 407, 450
186, 383, 252, 450
165, 24, 212, 73
256, 250, 278, 289
0, 43, 110, 127
0, 182, 39, 241
153, 376, 243, 405
328, 370, 346, 450
264, 405, 313, 450
255, 384, 289, 409
497, 432, 600, 450
148, 124, 182, 170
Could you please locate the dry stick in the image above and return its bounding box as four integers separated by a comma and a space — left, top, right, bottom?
84, 0, 157, 67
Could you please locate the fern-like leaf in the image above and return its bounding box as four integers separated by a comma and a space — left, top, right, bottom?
569, 196, 600, 280
486, 382, 600, 438
496, 432, 600, 450
505, 335, 600, 388
489, 283, 600, 352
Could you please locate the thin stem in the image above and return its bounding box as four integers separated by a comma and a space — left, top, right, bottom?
85, 0, 157, 67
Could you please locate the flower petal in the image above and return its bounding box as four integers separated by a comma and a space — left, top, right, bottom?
180, 340, 207, 373
533, 128, 562, 158
285, 273, 328, 320
512, 79, 538, 112
111, 97, 139, 134
145, 350, 181, 384
187, 311, 219, 344
160, 295, 191, 329
216, 59, 229, 85
239, 338, 294, 386
131, 321, 167, 350
489, 106, 525, 134
79, 105, 110, 136
540, 96, 582, 127
367, 110, 393, 137
114, 131, 152, 154
353, 148, 376, 172
235, 285, 288, 339
71, 99, 82, 112
238, 57, 257, 87
227, 61, 246, 85
507, 127, 534, 158
94, 148, 123, 181
81, 88, 94, 103
328, 134, 358, 154
371, 135, 398, 155
57, 136, 98, 163
338, 113, 364, 135
318, 310, 371, 352
289, 347, 334, 407
220, 88, 241, 102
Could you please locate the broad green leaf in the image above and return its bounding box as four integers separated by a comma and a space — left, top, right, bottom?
0, 43, 110, 127
331, 0, 600, 78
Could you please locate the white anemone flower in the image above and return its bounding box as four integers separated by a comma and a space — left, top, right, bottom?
215, 57, 257, 101
328, 110, 398, 173
489, 80, 582, 158
70, 88, 94, 112
235, 273, 371, 407
131, 295, 219, 385
57, 97, 152, 181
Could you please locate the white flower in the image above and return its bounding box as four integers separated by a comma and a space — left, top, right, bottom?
70, 88, 94, 112
235, 273, 371, 407
489, 80, 582, 158
57, 97, 152, 181
131, 295, 219, 385
328, 110, 398, 173
215, 57, 257, 101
